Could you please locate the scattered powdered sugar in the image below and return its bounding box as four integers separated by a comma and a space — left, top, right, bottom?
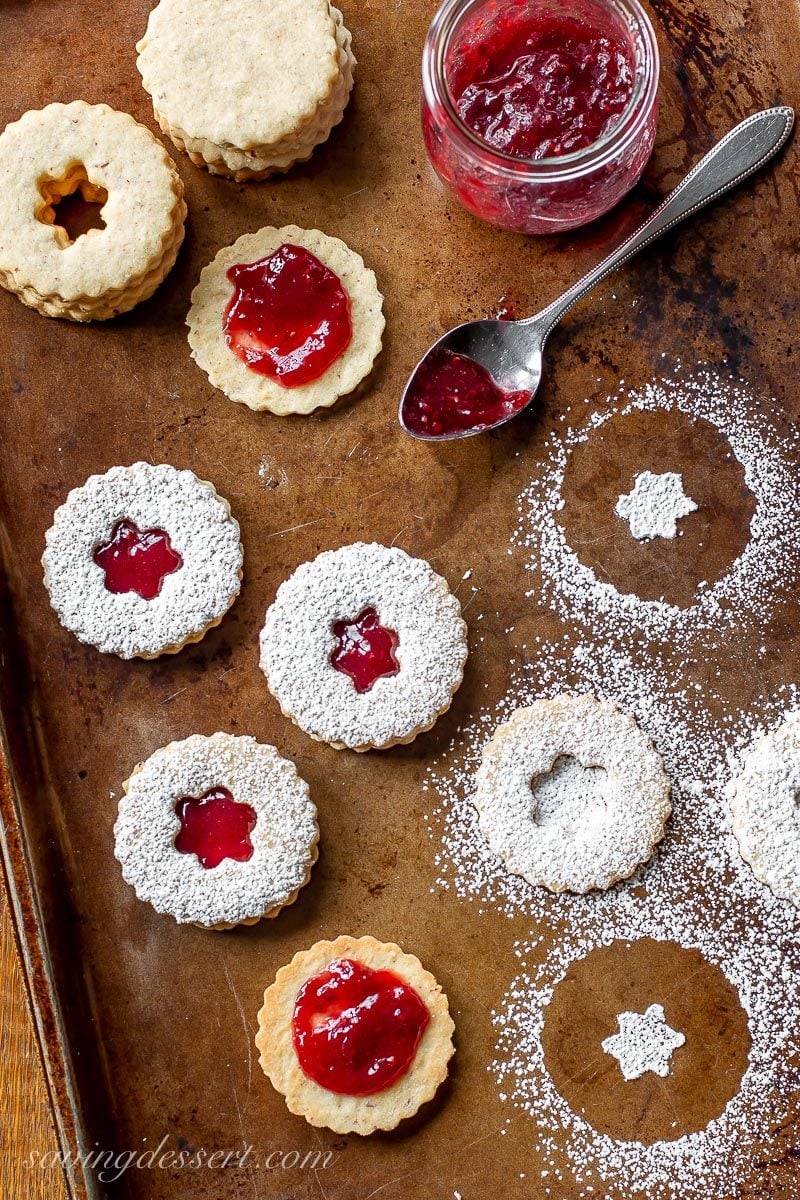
422, 365, 800, 1196
260, 542, 467, 751
114, 733, 318, 927
42, 463, 243, 658
601, 1004, 685, 1081
614, 470, 698, 540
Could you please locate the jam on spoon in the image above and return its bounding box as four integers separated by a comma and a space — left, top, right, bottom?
292, 958, 430, 1095
224, 243, 353, 388
93, 519, 182, 600
331, 607, 400, 692
402, 345, 530, 438
174, 787, 257, 870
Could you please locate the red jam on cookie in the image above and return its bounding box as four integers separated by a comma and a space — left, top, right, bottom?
331, 607, 400, 693
292, 958, 431, 1096
174, 787, 257, 870
93, 519, 183, 601
450, 9, 635, 160
402, 346, 529, 437
223, 244, 353, 388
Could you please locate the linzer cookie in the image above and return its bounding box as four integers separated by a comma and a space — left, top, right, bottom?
729, 711, 800, 906
474, 695, 672, 893
256, 935, 455, 1133
259, 542, 468, 750
42, 463, 243, 659
114, 734, 319, 929
0, 101, 185, 322
187, 225, 384, 414
136, 0, 355, 180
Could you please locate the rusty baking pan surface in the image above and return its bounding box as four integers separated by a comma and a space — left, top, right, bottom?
1, 0, 800, 1197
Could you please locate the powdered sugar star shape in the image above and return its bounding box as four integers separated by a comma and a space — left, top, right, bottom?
602, 1003, 686, 1081
615, 471, 698, 541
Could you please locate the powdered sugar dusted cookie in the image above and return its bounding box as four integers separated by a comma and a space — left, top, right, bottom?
260, 543, 468, 750
187, 225, 384, 415
43, 463, 243, 659
256, 935, 455, 1133
474, 695, 671, 893
0, 101, 185, 321
137, 0, 354, 180
115, 733, 319, 928
729, 711, 800, 906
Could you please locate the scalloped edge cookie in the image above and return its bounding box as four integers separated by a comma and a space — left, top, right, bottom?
137, 0, 354, 180
256, 935, 455, 1134
187, 225, 384, 414
0, 101, 185, 322
42, 463, 243, 659
474, 694, 672, 893
115, 733, 319, 929
729, 710, 800, 906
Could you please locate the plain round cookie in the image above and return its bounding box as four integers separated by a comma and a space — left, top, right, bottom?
474, 695, 672, 893
137, 0, 355, 179
729, 711, 800, 906
42, 463, 243, 659
256, 935, 455, 1134
114, 734, 319, 928
259, 542, 468, 750
0, 101, 185, 321
187, 225, 384, 414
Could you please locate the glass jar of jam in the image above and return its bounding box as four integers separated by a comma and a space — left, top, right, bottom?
421, 0, 660, 234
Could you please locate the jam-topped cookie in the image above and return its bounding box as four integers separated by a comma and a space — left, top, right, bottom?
259, 542, 468, 750
0, 101, 185, 321
114, 733, 319, 928
256, 935, 455, 1133
187, 226, 384, 414
42, 463, 243, 659
137, 0, 355, 180
474, 695, 672, 893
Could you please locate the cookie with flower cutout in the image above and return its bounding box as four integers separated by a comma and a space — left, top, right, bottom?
474, 695, 672, 893
137, 0, 354, 180
42, 463, 243, 659
256, 935, 455, 1134
729, 710, 800, 906
259, 542, 468, 751
0, 101, 185, 321
187, 225, 384, 415
114, 733, 319, 929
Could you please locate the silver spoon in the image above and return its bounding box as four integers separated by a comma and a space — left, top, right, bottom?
400, 106, 795, 441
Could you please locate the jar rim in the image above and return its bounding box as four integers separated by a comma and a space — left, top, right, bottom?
422, 0, 661, 182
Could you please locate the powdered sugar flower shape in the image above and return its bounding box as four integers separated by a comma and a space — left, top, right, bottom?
615, 471, 698, 541
602, 1003, 685, 1081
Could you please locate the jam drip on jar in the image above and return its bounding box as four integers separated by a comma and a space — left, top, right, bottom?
292, 958, 430, 1096
331, 607, 400, 693
451, 11, 635, 159
402, 346, 529, 437
93, 519, 183, 600
224, 244, 353, 388
174, 787, 257, 870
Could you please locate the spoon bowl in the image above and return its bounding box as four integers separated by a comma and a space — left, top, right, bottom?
400, 107, 794, 442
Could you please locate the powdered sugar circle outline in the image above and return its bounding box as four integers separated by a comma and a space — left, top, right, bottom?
515, 364, 800, 639
491, 904, 800, 1199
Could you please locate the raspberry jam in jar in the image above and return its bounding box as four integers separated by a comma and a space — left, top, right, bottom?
422, 0, 659, 233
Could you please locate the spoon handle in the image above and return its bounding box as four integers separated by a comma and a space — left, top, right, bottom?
530, 106, 794, 341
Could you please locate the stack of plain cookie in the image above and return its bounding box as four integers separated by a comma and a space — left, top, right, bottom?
137, 0, 356, 180
0, 101, 186, 322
